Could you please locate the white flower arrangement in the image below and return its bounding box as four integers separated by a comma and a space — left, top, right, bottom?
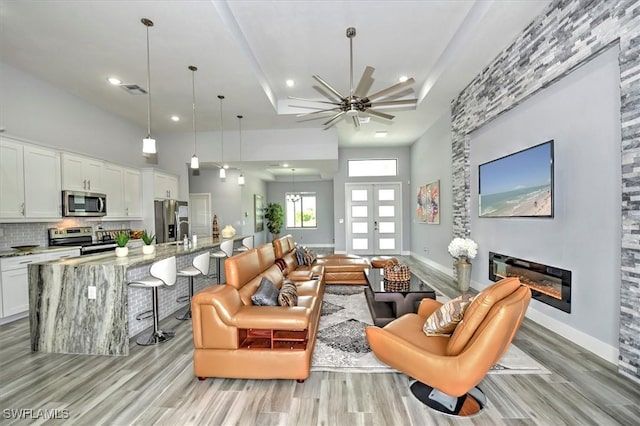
448, 237, 478, 260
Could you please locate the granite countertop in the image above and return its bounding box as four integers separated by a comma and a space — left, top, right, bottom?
45, 235, 245, 268
0, 246, 83, 259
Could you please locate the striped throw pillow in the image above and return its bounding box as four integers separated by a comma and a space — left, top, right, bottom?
278, 280, 298, 307
423, 294, 475, 336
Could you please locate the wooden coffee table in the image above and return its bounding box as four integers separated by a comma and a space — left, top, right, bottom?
364, 268, 436, 327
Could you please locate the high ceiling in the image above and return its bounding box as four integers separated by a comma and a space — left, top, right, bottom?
1, 0, 550, 150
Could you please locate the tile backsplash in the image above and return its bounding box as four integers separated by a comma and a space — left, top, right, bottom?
0, 219, 144, 250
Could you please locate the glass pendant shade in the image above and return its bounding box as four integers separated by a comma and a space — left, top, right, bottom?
190, 155, 199, 169
142, 137, 156, 154
219, 167, 226, 179
238, 174, 245, 185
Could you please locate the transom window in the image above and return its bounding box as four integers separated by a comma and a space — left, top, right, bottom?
286, 192, 317, 228
348, 159, 397, 177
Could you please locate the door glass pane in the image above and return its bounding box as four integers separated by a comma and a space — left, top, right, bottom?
352, 222, 368, 233
378, 222, 395, 233
352, 205, 368, 217
352, 238, 368, 250
378, 205, 394, 217
351, 189, 368, 201
378, 189, 395, 201
379, 238, 395, 250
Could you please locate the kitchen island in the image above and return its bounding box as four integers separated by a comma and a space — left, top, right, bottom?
28, 236, 245, 356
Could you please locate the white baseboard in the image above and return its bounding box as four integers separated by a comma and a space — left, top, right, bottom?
334, 250, 347, 254
525, 307, 619, 365
410, 252, 454, 278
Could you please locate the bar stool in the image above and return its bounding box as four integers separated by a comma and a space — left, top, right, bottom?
175, 251, 210, 320
129, 256, 177, 346
235, 235, 254, 252
210, 239, 234, 284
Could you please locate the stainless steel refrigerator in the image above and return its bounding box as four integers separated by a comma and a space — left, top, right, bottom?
154, 200, 189, 243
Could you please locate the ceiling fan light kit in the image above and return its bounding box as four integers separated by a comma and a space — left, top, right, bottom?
290, 26, 418, 130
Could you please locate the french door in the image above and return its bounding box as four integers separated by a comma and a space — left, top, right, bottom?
345, 183, 402, 255
188, 193, 211, 237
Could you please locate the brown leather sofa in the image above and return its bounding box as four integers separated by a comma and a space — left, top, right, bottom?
273, 234, 371, 285
191, 243, 324, 381
365, 277, 531, 417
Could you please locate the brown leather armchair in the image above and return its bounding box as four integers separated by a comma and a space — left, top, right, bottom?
365, 277, 531, 417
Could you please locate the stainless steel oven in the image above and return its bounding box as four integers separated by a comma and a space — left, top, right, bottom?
62, 190, 107, 217
48, 227, 116, 255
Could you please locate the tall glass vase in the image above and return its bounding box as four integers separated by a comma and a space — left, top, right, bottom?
456, 257, 472, 293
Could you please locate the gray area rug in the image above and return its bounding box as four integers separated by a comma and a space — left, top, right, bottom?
311, 286, 550, 374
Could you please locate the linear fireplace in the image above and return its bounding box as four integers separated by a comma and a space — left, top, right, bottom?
489, 252, 571, 313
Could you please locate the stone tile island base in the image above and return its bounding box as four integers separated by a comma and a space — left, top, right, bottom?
29, 264, 129, 356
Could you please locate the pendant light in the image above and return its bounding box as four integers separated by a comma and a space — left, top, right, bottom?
237, 115, 245, 185
218, 95, 226, 179
189, 65, 199, 169
141, 18, 156, 156
287, 168, 301, 202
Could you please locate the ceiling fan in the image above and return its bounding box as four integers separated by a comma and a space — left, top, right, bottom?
290, 27, 418, 130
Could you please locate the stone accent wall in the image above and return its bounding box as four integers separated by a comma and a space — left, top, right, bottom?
450, 0, 639, 382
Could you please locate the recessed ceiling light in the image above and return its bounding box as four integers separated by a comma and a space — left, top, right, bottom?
398, 75, 408, 83
286, 79, 295, 87
375, 131, 388, 138
107, 77, 121, 85
170, 115, 180, 122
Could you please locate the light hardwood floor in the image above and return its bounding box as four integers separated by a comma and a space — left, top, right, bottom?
1, 257, 639, 425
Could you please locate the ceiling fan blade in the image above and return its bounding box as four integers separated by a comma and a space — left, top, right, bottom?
363, 109, 395, 120
313, 75, 345, 100
352, 115, 360, 128
296, 108, 341, 118
366, 78, 415, 102
288, 96, 340, 105
354, 66, 375, 98
323, 111, 346, 128
369, 99, 418, 108
313, 85, 342, 102
289, 104, 340, 111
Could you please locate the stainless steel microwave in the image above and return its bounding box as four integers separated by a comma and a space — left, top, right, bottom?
62, 190, 107, 217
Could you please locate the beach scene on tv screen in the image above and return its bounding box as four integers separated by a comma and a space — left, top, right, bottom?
479, 142, 552, 217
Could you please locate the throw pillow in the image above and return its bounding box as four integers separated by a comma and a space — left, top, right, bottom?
423, 294, 475, 336
295, 246, 306, 266
302, 247, 317, 266
274, 258, 287, 272
251, 277, 279, 306
278, 280, 298, 307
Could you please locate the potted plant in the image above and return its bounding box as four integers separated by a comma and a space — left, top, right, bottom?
264, 202, 284, 240
115, 232, 129, 257
141, 230, 156, 255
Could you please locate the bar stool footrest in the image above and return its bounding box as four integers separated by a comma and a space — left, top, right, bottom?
136, 310, 153, 321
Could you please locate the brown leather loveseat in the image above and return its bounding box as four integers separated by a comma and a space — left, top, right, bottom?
273, 234, 371, 285
191, 243, 324, 381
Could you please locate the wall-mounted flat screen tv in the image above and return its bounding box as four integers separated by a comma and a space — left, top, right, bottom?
479, 140, 554, 218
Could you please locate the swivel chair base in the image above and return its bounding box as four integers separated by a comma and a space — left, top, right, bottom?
409, 381, 486, 417
136, 329, 176, 346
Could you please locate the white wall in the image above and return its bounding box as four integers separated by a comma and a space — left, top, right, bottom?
410, 111, 453, 273
0, 62, 146, 168
469, 47, 621, 351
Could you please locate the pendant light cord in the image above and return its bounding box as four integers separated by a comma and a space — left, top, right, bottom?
218, 95, 225, 164
191, 66, 197, 153
145, 22, 152, 139
237, 115, 242, 160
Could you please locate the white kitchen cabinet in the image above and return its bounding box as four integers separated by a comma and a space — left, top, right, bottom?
103, 163, 125, 217
153, 171, 179, 200
0, 254, 45, 318
23, 146, 62, 218
0, 138, 61, 220
0, 138, 25, 218
123, 168, 142, 218
62, 153, 103, 192
0, 249, 79, 321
